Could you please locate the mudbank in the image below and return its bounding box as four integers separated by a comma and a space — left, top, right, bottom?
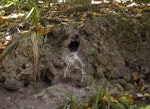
0, 7, 150, 109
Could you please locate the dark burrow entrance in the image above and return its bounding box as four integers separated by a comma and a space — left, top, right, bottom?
68, 40, 80, 52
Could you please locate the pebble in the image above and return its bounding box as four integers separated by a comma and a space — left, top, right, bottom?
125, 83, 135, 91
115, 83, 124, 91
109, 86, 120, 97
4, 78, 23, 91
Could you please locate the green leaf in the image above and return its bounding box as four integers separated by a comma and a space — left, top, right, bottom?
25, 7, 34, 20
140, 105, 150, 109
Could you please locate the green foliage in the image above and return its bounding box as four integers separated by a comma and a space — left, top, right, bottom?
140, 105, 150, 109
0, 0, 31, 12
25, 0, 42, 81
75, 0, 91, 5
61, 79, 140, 109
111, 101, 139, 109
1, 0, 19, 7
63, 95, 73, 109
92, 89, 101, 109
134, 0, 150, 2
25, 0, 40, 26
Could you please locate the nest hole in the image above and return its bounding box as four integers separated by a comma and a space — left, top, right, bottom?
141, 32, 147, 42
40, 69, 54, 84
68, 40, 80, 52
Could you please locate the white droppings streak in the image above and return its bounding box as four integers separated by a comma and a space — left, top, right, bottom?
64, 51, 85, 81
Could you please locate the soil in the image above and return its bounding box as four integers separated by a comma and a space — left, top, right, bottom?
0, 3, 150, 109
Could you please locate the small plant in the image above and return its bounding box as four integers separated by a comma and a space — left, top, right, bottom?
140, 105, 150, 109
0, 0, 42, 81
25, 0, 42, 81
1, 0, 19, 7
61, 76, 139, 109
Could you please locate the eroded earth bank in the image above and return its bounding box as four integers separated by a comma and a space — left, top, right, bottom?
0, 4, 150, 109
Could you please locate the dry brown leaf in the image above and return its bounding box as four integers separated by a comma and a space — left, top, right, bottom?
93, 12, 99, 17
131, 72, 139, 81
128, 95, 134, 104
0, 42, 3, 49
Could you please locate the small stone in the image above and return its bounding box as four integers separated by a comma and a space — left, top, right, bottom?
4, 78, 23, 91
18, 69, 33, 81
109, 86, 120, 97
144, 85, 150, 93
141, 66, 149, 75
111, 68, 124, 79
115, 83, 124, 91
125, 83, 135, 91
118, 79, 127, 85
